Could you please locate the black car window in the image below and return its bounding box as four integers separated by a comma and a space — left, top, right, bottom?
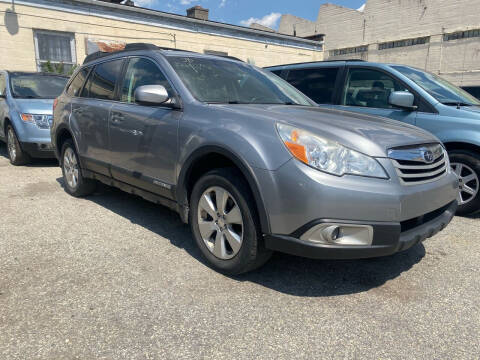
286, 67, 339, 104
342, 68, 409, 109
120, 57, 173, 104
82, 59, 123, 100
0, 74, 6, 97
66, 67, 90, 97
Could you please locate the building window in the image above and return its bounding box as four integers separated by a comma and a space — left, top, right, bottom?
378, 36, 429, 50
204, 50, 228, 57
444, 29, 480, 41
34, 30, 76, 74
330, 46, 368, 57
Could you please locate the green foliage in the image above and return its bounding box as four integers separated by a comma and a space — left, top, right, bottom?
41, 61, 77, 76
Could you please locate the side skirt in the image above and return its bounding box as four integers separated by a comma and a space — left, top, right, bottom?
83, 169, 182, 216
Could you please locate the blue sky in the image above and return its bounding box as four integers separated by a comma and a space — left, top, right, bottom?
133, 0, 366, 29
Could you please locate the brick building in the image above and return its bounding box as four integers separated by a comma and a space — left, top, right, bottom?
0, 0, 323, 73
279, 0, 480, 89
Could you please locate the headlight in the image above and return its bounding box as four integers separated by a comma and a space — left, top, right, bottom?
276, 123, 388, 179
20, 113, 53, 129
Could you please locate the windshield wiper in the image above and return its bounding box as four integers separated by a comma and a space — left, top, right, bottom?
15, 95, 39, 99
441, 101, 473, 107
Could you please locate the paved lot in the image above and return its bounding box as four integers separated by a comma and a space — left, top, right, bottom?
0, 143, 479, 359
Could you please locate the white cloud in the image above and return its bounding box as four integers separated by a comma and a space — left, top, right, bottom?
219, 0, 227, 8
134, 0, 157, 7
357, 3, 365, 12
239, 12, 281, 29
180, 0, 195, 4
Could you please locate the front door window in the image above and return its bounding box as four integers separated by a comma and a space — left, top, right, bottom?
342, 68, 410, 109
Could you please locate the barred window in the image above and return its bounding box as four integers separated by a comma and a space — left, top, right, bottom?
330, 46, 368, 57
378, 37, 429, 50
444, 29, 480, 41
34, 30, 76, 74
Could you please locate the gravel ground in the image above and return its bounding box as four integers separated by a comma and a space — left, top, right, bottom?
0, 143, 479, 360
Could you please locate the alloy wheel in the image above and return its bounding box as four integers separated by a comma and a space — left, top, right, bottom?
63, 147, 79, 189
197, 186, 244, 260
7, 128, 17, 161
451, 162, 479, 205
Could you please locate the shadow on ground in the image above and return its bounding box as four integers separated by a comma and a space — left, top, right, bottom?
0, 142, 58, 167
56, 177, 428, 297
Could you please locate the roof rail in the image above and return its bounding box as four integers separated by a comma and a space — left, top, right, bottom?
217, 55, 244, 62
265, 59, 366, 68
82, 43, 196, 64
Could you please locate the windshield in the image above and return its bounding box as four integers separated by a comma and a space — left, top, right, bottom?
393, 65, 480, 106
10, 74, 68, 99
167, 56, 313, 105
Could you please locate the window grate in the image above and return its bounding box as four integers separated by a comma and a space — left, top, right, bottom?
330, 46, 368, 57
33, 30, 76, 74
378, 36, 430, 50
444, 29, 480, 41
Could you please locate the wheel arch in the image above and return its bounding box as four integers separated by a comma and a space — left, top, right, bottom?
444, 142, 480, 156
176, 145, 270, 234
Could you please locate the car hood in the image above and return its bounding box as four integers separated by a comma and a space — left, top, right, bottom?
217, 104, 439, 157
12, 98, 54, 115
457, 105, 480, 115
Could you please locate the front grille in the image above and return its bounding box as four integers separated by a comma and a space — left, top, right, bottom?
388, 143, 448, 185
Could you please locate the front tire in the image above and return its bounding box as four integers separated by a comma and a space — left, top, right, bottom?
189, 168, 272, 275
61, 139, 96, 197
450, 150, 480, 216
6, 125, 31, 165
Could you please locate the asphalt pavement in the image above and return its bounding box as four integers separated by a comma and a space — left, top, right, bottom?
0, 143, 479, 359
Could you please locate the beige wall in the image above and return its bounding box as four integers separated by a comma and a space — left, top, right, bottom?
0, 2, 323, 73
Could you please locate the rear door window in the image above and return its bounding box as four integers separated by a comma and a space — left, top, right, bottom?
81, 59, 123, 100
66, 67, 90, 97
286, 67, 339, 104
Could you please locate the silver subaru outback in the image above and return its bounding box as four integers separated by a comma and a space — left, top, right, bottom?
51, 44, 458, 274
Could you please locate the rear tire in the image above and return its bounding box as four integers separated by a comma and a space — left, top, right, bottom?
189, 168, 272, 275
449, 150, 480, 216
6, 125, 31, 165
61, 139, 96, 197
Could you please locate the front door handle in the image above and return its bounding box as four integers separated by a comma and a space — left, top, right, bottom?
111, 112, 124, 124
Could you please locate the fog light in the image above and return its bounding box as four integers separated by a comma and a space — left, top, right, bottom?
300, 223, 373, 246
320, 225, 341, 243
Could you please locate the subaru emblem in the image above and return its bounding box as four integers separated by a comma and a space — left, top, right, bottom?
422, 150, 434, 163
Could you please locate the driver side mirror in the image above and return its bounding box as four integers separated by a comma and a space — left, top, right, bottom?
388, 91, 417, 111
134, 85, 170, 106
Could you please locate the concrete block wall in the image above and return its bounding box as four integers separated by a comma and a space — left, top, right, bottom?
0, 2, 323, 73
278, 0, 480, 86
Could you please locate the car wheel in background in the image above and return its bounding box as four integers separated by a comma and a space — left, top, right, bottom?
189, 168, 272, 275
61, 139, 96, 197
450, 150, 480, 216
6, 125, 31, 165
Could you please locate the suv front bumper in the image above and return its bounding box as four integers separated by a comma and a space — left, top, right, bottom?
264, 200, 457, 259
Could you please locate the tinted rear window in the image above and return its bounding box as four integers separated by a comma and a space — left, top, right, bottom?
286, 67, 339, 104
82, 59, 123, 100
